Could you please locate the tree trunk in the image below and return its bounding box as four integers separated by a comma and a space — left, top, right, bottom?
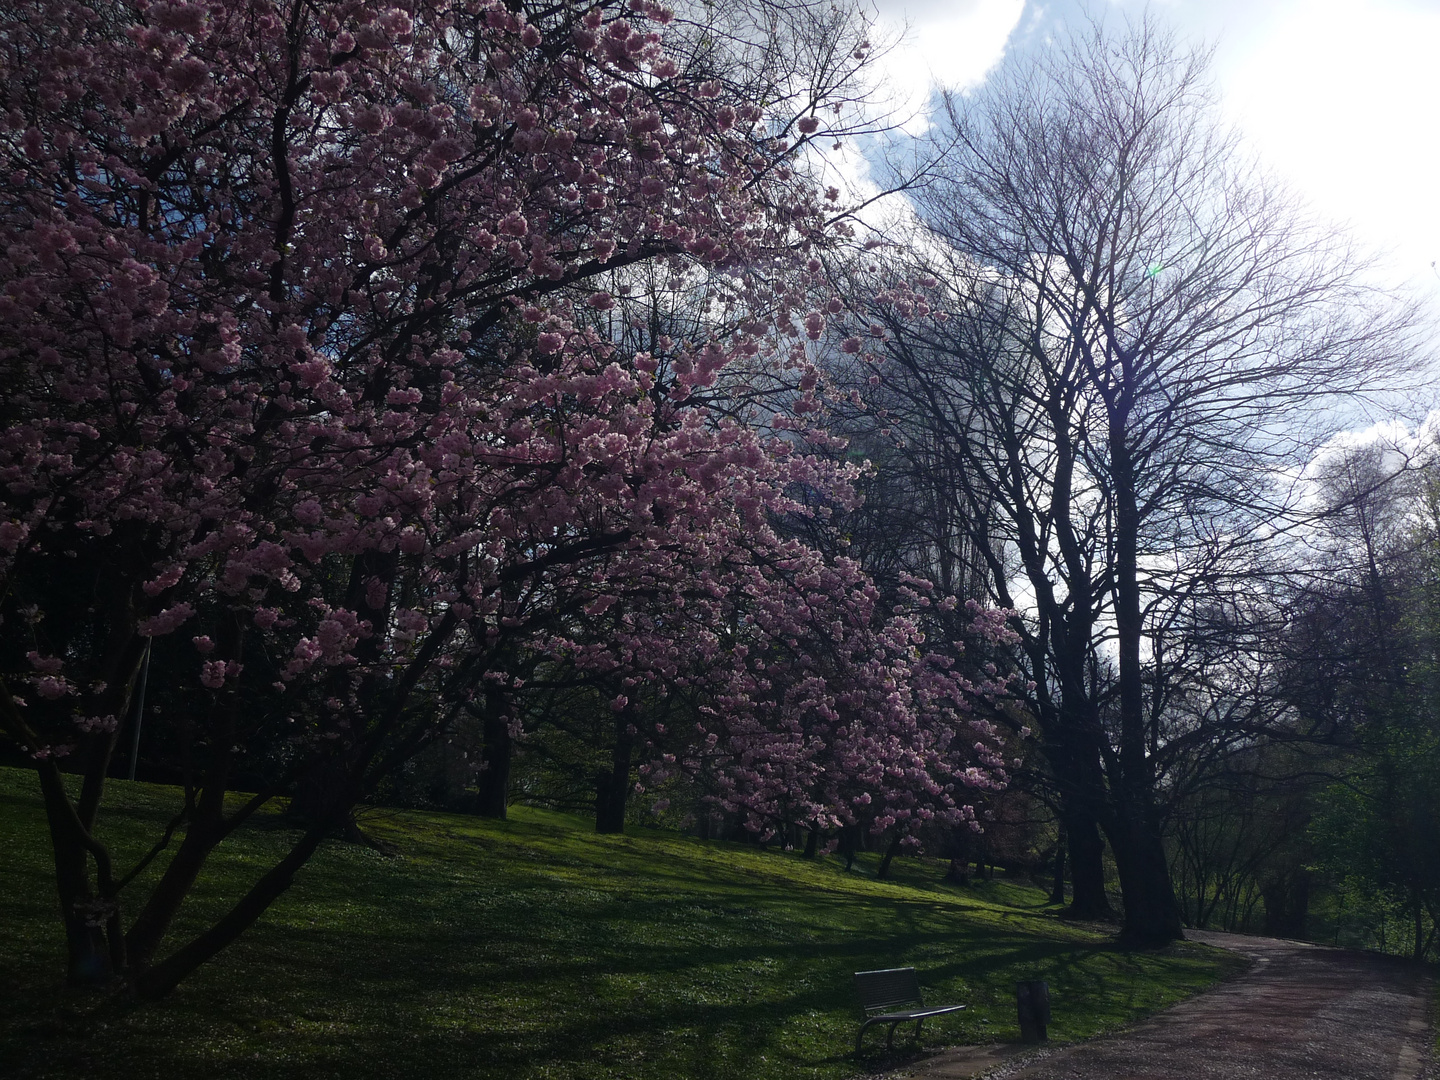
1107, 430, 1184, 948
876, 833, 903, 879
945, 825, 972, 885
473, 691, 511, 819
37, 764, 115, 987
727, 816, 759, 843
1108, 806, 1184, 946
133, 825, 329, 999
803, 824, 819, 858
1060, 801, 1113, 920
1048, 823, 1066, 905
1046, 639, 1115, 921
595, 712, 633, 834
285, 751, 366, 840
128, 623, 250, 971
124, 812, 222, 973
1414, 886, 1425, 962
15, 604, 148, 988
1261, 868, 1310, 938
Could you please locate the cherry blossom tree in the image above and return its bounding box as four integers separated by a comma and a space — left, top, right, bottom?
548, 519, 1016, 840
0, 0, 1005, 997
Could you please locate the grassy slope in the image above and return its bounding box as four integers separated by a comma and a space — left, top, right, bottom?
0, 767, 1244, 1080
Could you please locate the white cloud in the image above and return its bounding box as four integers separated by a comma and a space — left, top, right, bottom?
1304, 418, 1425, 476
867, 0, 1025, 131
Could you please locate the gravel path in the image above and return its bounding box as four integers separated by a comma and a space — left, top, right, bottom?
907, 931, 1434, 1080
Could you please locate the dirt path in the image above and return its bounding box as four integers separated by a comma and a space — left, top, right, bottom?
903, 931, 1434, 1080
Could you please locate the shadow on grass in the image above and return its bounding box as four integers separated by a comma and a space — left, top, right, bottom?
0, 770, 1240, 1080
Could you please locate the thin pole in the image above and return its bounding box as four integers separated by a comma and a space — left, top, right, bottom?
127, 638, 152, 782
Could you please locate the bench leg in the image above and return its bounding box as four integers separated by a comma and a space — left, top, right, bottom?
859, 1016, 932, 1056
856, 1017, 880, 1056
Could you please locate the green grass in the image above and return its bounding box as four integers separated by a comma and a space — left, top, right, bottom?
0, 766, 1244, 1080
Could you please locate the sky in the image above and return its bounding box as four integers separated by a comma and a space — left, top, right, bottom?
865, 0, 1440, 299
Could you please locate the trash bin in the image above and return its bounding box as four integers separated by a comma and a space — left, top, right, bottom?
1016, 980, 1050, 1043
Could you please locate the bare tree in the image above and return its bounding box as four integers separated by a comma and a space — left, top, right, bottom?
841, 14, 1421, 944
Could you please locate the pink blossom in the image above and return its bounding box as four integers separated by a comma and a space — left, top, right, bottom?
0, 0, 1005, 953
36, 676, 70, 700
26, 652, 64, 674
0, 521, 29, 552
139, 603, 195, 636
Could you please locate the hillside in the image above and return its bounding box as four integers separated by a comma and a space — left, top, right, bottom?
0, 768, 1242, 1080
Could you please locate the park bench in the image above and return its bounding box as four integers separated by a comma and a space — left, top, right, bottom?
853, 966, 966, 1055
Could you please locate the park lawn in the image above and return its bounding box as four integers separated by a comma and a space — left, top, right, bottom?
0, 766, 1245, 1080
